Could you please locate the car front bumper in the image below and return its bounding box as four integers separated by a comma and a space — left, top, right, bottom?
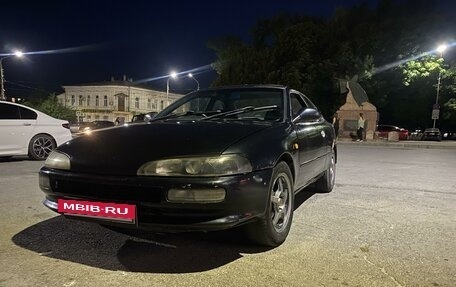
39, 167, 273, 232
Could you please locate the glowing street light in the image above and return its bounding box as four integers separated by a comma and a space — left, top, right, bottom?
14, 51, 24, 58
432, 44, 448, 128
436, 44, 447, 54
0, 50, 24, 101
166, 71, 178, 104
188, 73, 200, 91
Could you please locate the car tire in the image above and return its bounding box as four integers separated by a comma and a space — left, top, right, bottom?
315, 152, 336, 193
245, 161, 294, 247
28, 134, 56, 160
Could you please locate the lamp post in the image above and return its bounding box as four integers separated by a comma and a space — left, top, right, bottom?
0, 50, 23, 101
188, 73, 200, 91
166, 71, 177, 106
433, 44, 447, 129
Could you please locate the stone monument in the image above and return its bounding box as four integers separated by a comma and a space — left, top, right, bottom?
336, 79, 378, 140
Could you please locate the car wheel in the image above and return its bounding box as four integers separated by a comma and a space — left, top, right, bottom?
28, 134, 56, 160
245, 162, 294, 247
315, 152, 336, 193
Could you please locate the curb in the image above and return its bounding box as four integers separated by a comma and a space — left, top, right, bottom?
336, 140, 456, 150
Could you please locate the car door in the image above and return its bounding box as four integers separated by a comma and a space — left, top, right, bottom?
290, 92, 325, 189
0, 102, 36, 155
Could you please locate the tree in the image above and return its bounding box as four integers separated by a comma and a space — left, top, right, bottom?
209, 12, 375, 118
401, 56, 443, 86
23, 94, 76, 122
208, 0, 456, 130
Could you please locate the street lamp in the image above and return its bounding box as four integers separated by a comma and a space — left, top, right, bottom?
166, 71, 177, 105
0, 50, 24, 101
433, 44, 447, 128
188, 73, 200, 91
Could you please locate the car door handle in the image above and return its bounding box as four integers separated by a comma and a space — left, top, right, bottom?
23, 123, 32, 126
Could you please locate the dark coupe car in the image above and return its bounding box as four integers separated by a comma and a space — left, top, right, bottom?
39, 85, 336, 246
78, 120, 115, 134
421, 128, 442, 141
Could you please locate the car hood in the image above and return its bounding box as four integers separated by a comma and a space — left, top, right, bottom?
57, 120, 272, 175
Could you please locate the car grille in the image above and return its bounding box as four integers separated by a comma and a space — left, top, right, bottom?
50, 177, 164, 203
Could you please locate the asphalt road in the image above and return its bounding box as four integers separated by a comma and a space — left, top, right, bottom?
0, 144, 455, 287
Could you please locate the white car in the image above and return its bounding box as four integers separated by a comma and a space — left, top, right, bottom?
0, 101, 72, 160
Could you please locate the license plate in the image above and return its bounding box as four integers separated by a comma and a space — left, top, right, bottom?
58, 199, 136, 224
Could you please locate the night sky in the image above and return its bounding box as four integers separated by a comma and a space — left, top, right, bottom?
1, 0, 381, 97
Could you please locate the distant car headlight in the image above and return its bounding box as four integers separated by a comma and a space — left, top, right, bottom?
137, 154, 252, 176
44, 151, 71, 170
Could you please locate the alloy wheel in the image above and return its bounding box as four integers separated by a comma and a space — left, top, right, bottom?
32, 136, 54, 159
270, 172, 292, 233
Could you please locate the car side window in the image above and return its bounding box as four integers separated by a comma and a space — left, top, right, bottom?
19, 106, 37, 120
290, 93, 307, 118
211, 99, 225, 111
0, 103, 20, 119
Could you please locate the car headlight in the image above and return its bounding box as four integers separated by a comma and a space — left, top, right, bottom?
137, 154, 252, 176
44, 151, 71, 170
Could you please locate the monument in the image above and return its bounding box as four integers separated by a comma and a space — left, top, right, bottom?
336, 78, 378, 140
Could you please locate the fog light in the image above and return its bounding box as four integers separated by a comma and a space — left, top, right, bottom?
39, 174, 51, 191
168, 188, 226, 203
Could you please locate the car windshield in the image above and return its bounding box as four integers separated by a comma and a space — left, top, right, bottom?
156, 88, 284, 121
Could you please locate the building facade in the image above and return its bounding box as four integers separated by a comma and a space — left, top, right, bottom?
57, 78, 182, 123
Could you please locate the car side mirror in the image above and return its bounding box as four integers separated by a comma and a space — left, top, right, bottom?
292, 108, 322, 123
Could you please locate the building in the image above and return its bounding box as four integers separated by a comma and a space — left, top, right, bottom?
56, 76, 182, 123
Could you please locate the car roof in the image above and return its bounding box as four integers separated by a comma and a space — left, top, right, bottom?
1, 100, 64, 121
1, 100, 41, 113
198, 85, 287, 92
91, 120, 113, 124
377, 124, 397, 127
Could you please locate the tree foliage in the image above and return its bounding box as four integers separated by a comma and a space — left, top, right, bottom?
208, 0, 456, 130
402, 56, 444, 86
23, 94, 76, 122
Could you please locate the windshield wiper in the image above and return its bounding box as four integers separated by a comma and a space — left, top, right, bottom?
201, 105, 278, 121
153, 110, 207, 121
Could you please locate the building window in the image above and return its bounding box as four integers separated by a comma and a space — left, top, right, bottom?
152, 99, 157, 110
86, 115, 91, 120
79, 95, 83, 106
104, 95, 108, 107
161, 100, 164, 110
95, 115, 100, 120
87, 95, 91, 106
135, 97, 140, 109
71, 95, 75, 106
147, 99, 151, 109
95, 95, 99, 106
103, 115, 109, 120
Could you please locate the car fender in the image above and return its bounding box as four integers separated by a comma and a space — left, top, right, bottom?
222, 122, 299, 173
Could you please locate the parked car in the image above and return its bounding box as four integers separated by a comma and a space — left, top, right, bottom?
39, 85, 337, 247
376, 124, 409, 140
408, 129, 423, 140
69, 122, 90, 133
0, 101, 72, 160
421, 128, 442, 141
80, 120, 115, 133
131, 112, 158, 123
442, 131, 456, 141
